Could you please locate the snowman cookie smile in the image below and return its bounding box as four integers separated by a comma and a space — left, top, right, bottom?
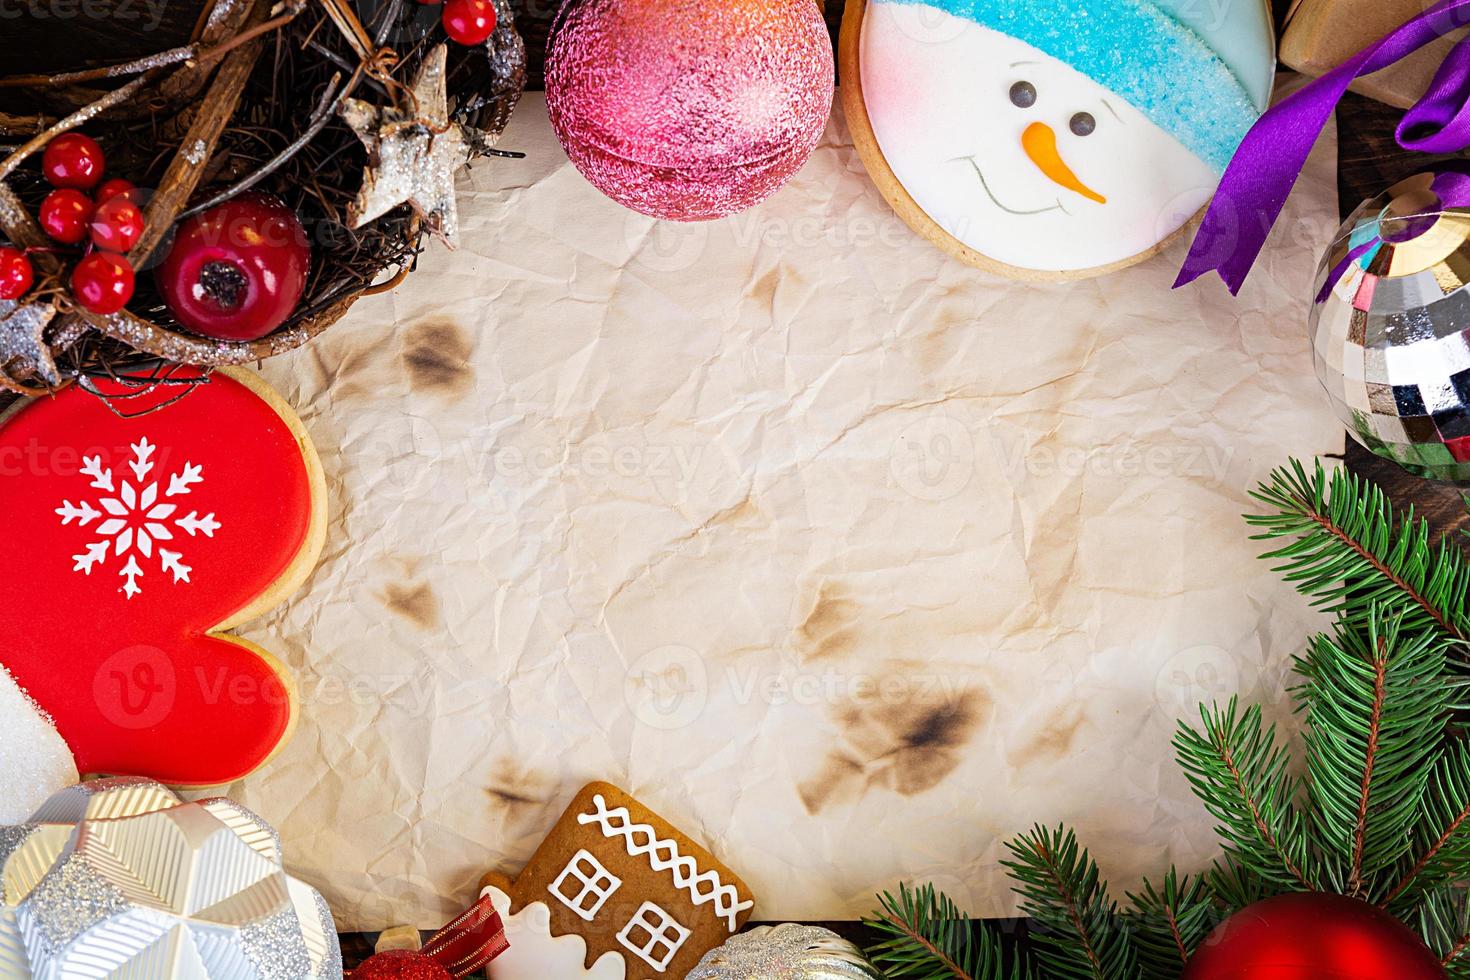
959, 156, 1067, 217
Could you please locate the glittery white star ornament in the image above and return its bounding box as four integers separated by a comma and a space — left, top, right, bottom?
340, 43, 468, 246
0, 778, 343, 980
0, 299, 58, 386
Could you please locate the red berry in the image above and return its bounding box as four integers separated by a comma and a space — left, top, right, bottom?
89, 197, 145, 253
0, 248, 33, 301
72, 252, 135, 314
42, 133, 105, 190
156, 193, 310, 341
442, 0, 496, 44
95, 178, 139, 205
39, 189, 95, 245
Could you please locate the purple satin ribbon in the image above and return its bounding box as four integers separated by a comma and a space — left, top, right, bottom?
1176, 0, 1470, 294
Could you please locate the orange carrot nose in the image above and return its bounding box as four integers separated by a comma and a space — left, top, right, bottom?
1021, 122, 1106, 204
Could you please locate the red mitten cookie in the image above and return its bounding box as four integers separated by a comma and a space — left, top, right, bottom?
0, 368, 326, 786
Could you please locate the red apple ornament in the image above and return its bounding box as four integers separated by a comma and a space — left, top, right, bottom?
0, 248, 33, 300
72, 252, 135, 314
42, 133, 105, 190
157, 193, 310, 342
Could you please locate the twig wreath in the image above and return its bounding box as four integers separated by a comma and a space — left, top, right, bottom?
0, 0, 525, 398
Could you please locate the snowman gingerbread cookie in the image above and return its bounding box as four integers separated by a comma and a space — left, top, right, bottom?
0, 368, 326, 787
841, 0, 1276, 278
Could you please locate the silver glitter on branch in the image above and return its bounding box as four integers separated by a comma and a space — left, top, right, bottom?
340, 43, 468, 246
0, 300, 59, 386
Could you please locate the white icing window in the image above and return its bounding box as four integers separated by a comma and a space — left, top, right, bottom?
616, 902, 691, 973
549, 849, 622, 921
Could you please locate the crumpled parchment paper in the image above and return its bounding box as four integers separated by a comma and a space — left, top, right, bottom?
218, 90, 1342, 930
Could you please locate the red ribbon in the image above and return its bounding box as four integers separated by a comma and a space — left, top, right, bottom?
420, 894, 509, 977
353, 895, 508, 978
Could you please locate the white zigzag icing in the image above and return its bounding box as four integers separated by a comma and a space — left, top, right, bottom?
577, 794, 753, 932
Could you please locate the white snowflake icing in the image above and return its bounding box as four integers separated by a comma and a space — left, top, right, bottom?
54, 437, 220, 599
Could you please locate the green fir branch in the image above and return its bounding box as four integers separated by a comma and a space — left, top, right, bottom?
1298, 614, 1449, 899
1174, 698, 1317, 891
1203, 859, 1278, 911
865, 883, 1031, 980
1125, 870, 1216, 979
1003, 825, 1136, 980
1384, 737, 1470, 908
1417, 886, 1470, 978
1247, 460, 1470, 646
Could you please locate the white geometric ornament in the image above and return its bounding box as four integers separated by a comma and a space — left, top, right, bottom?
54, 437, 220, 599
0, 777, 342, 980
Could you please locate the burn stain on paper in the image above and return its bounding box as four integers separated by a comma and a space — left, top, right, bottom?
1007, 705, 1087, 770
799, 687, 988, 815
401, 318, 474, 399
746, 267, 781, 310
486, 762, 552, 815
375, 579, 441, 630
795, 584, 862, 663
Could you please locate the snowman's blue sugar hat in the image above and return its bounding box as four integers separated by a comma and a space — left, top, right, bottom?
875, 0, 1271, 171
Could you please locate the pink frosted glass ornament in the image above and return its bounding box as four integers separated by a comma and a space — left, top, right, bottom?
546, 0, 835, 221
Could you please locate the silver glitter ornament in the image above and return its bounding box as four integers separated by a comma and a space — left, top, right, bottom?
341, 44, 468, 246
687, 924, 883, 980
0, 777, 342, 979
0, 299, 58, 386
1312, 169, 1470, 482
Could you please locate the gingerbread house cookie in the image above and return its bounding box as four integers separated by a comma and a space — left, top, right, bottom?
480, 782, 755, 979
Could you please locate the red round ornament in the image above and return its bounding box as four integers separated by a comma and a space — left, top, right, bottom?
353, 950, 452, 980
89, 196, 146, 253
39, 188, 95, 245
0, 247, 33, 301
1183, 893, 1446, 980
156, 193, 310, 342
95, 178, 140, 205
71, 252, 135, 314
41, 132, 105, 190
442, 0, 496, 44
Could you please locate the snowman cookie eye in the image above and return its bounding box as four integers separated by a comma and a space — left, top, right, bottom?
1069, 112, 1096, 136
1008, 80, 1037, 108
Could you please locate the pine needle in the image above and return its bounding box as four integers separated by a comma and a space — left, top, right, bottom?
1247, 460, 1470, 647
865, 883, 1031, 980
1299, 613, 1450, 899
1417, 886, 1470, 978
1174, 698, 1317, 891
1003, 825, 1136, 980
1126, 870, 1216, 980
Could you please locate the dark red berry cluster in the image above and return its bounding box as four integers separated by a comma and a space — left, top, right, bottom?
4, 133, 146, 315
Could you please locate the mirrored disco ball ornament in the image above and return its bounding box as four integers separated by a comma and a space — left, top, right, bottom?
0, 777, 342, 979
1311, 170, 1470, 481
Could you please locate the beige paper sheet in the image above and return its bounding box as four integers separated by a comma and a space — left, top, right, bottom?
221, 91, 1342, 930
